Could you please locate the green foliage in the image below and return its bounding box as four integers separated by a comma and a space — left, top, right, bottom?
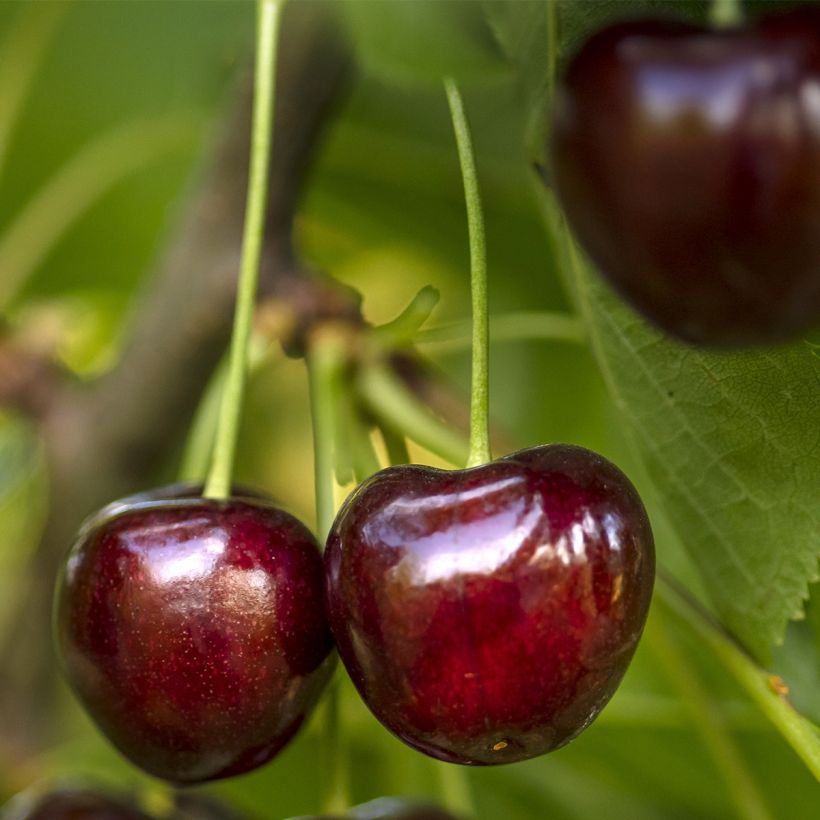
1, 1, 818, 817
545, 197, 820, 660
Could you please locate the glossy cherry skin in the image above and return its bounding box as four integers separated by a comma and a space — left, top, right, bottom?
55, 497, 335, 783
552, 8, 820, 347
325, 444, 654, 765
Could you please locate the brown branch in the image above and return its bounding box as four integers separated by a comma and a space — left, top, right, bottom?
0, 0, 352, 760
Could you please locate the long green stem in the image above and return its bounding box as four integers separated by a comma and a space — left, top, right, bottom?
204, 0, 283, 499
308, 335, 349, 814
444, 78, 490, 468
372, 285, 440, 348
436, 762, 476, 819
658, 576, 820, 780
307, 341, 338, 544
646, 614, 772, 820
380, 424, 410, 466
317, 675, 349, 816
358, 363, 468, 467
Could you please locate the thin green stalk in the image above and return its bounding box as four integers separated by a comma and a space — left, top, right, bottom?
358, 363, 468, 467
318, 676, 349, 816
444, 78, 490, 468
658, 576, 820, 781
417, 311, 584, 352
349, 415, 381, 483
711, 0, 743, 27
372, 285, 440, 348
204, 0, 283, 499
436, 762, 476, 819
307, 341, 339, 544
380, 424, 410, 466
645, 613, 772, 820
308, 336, 349, 814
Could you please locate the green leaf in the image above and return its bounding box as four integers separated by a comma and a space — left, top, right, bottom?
537, 188, 820, 661
487, 0, 820, 663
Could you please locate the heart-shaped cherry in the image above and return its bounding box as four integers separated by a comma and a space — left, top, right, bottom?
551, 7, 820, 347
55, 495, 335, 783
325, 444, 654, 765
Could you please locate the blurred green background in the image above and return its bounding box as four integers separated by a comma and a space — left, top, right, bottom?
0, 2, 817, 818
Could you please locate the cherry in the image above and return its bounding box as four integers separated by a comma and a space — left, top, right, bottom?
55, 495, 335, 783
551, 7, 820, 347
4, 789, 150, 820
325, 444, 654, 765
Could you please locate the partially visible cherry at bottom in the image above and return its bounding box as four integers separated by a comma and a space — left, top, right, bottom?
3, 789, 151, 820
325, 444, 655, 765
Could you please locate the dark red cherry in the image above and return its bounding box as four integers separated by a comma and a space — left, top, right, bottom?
55, 496, 335, 783
325, 444, 654, 765
3, 788, 150, 820
551, 7, 820, 347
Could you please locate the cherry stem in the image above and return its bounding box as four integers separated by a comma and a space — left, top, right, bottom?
437, 762, 477, 819
371, 285, 440, 348
358, 362, 468, 467
657, 573, 820, 780
307, 330, 350, 814
380, 423, 410, 466
318, 675, 349, 816
645, 613, 772, 820
307, 334, 341, 543
444, 77, 491, 468
203, 0, 283, 499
